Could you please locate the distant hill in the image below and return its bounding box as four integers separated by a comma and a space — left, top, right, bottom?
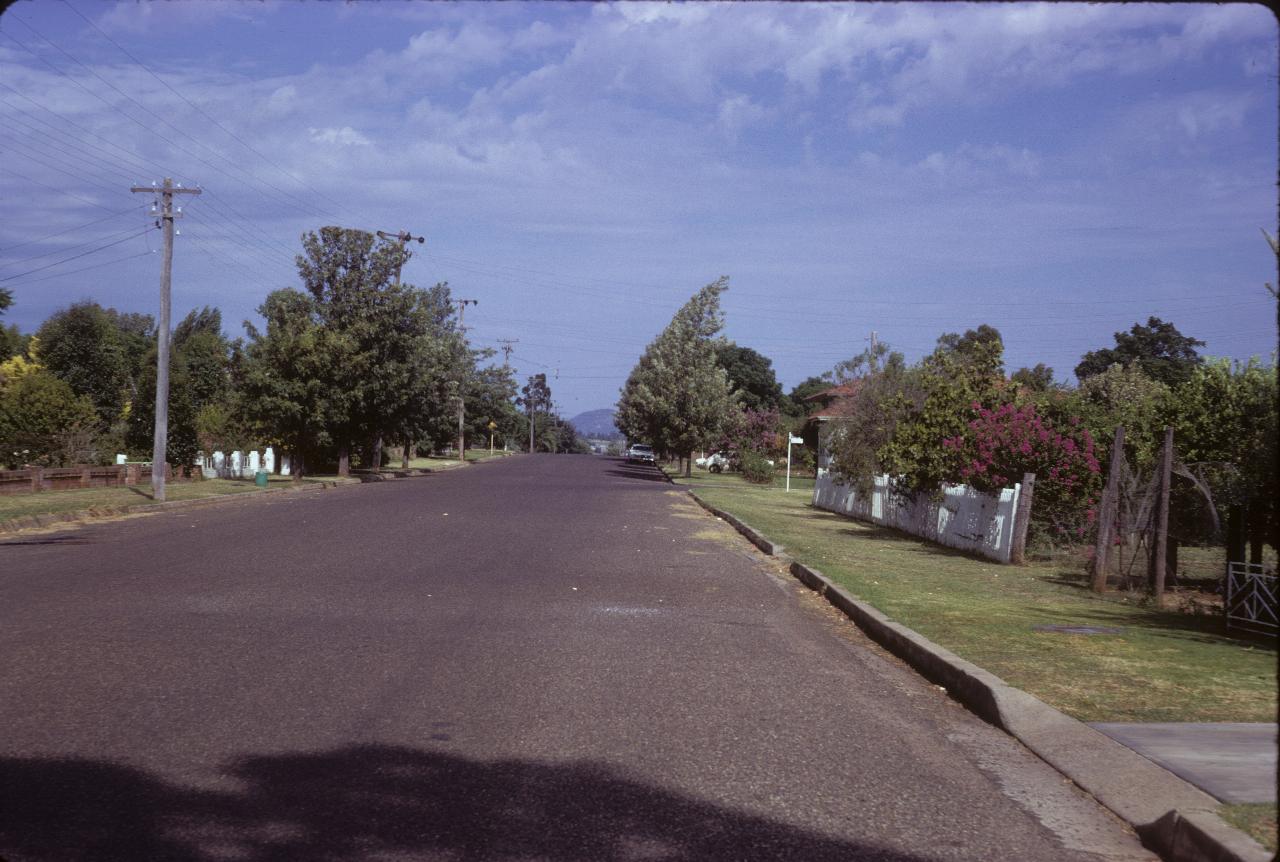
570, 408, 622, 440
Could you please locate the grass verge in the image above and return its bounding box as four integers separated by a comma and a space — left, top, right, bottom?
668, 466, 1276, 724
1219, 803, 1277, 853
0, 475, 350, 522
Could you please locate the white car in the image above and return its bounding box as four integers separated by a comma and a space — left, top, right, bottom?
627, 444, 656, 464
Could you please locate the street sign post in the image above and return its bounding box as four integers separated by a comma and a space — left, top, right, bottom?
787, 434, 804, 492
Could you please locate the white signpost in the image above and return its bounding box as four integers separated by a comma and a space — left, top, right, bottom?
787, 434, 804, 492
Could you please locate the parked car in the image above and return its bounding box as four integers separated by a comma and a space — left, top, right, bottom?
697, 451, 774, 473
627, 444, 656, 465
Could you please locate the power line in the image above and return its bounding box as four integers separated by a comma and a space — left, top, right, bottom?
0, 203, 145, 253
61, 0, 357, 225
0, 227, 155, 282
1, 222, 153, 269
0, 248, 155, 290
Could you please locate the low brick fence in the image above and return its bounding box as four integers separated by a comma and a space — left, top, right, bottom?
0, 463, 178, 496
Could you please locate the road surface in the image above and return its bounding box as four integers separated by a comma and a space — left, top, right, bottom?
0, 455, 1153, 861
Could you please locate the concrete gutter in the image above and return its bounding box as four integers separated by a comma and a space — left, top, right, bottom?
0, 479, 348, 536
686, 487, 1271, 862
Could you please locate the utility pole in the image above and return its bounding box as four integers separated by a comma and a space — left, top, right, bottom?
375, 229, 424, 285
498, 338, 518, 367
456, 298, 478, 462
374, 229, 424, 467
131, 178, 200, 502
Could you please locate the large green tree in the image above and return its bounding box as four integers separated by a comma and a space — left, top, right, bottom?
1075, 317, 1204, 388
617, 277, 736, 476
35, 301, 131, 424
714, 342, 784, 411
878, 325, 1006, 492
0, 368, 98, 468
126, 307, 232, 471
239, 289, 338, 478
291, 226, 420, 473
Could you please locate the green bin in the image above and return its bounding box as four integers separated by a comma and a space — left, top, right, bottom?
254, 470, 269, 488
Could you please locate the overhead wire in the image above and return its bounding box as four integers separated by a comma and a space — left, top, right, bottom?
0, 226, 156, 282
61, 0, 358, 225
0, 203, 145, 252
0, 248, 155, 290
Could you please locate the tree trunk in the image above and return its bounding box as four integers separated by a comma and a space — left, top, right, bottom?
371, 434, 383, 470
402, 437, 412, 469
1248, 503, 1265, 565
1226, 505, 1245, 564
684, 450, 692, 478
338, 445, 350, 478
292, 451, 305, 483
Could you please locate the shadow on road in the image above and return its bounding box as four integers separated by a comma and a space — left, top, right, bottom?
0, 745, 930, 861
604, 461, 670, 483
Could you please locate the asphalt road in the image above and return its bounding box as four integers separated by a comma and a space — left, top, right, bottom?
0, 455, 1154, 862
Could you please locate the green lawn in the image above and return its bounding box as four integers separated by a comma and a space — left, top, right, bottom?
669, 467, 1277, 724
0, 475, 351, 523
1220, 803, 1278, 853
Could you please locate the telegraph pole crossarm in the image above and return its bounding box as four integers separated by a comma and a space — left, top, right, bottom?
131, 178, 200, 502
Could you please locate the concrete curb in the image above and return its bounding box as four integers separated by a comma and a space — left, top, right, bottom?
0, 480, 345, 537
685, 491, 790, 558
683, 488, 1270, 862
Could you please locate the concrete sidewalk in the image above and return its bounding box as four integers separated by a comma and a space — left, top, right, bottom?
1090, 723, 1278, 805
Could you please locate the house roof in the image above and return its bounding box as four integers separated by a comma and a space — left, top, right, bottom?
805, 379, 863, 421
802, 381, 863, 403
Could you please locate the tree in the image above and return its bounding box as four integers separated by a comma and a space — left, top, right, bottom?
0, 324, 27, 360
126, 307, 232, 472
878, 326, 1007, 492
0, 368, 98, 468
1075, 317, 1204, 388
466, 363, 521, 449
714, 343, 784, 411
827, 351, 924, 492
239, 289, 338, 479
783, 375, 832, 418
293, 226, 412, 474
617, 277, 736, 476
519, 373, 552, 452
35, 301, 131, 424
1012, 363, 1056, 392
1166, 357, 1276, 557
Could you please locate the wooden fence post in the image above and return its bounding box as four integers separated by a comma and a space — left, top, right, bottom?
1092, 425, 1125, 593
1150, 426, 1173, 603
30, 466, 43, 493
1009, 472, 1036, 565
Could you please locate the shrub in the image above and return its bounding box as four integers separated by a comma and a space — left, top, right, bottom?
941, 401, 1101, 539
739, 449, 774, 484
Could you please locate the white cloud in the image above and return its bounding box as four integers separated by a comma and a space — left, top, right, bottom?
307, 126, 372, 147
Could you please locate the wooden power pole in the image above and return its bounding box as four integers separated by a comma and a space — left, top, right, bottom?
456, 299, 478, 462
131, 178, 200, 502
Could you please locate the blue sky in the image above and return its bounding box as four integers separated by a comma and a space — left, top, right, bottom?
1, 1, 1275, 417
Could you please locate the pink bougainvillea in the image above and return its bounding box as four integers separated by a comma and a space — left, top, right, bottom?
942, 402, 1101, 538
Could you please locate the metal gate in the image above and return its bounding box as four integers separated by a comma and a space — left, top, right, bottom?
1225, 562, 1278, 635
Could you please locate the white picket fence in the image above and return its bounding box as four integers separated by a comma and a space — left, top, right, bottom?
812, 473, 1023, 563
196, 447, 290, 479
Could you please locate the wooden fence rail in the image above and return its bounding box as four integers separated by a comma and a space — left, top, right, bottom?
0, 463, 174, 496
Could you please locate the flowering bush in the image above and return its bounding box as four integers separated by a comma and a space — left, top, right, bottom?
941, 401, 1101, 539
716, 408, 783, 459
